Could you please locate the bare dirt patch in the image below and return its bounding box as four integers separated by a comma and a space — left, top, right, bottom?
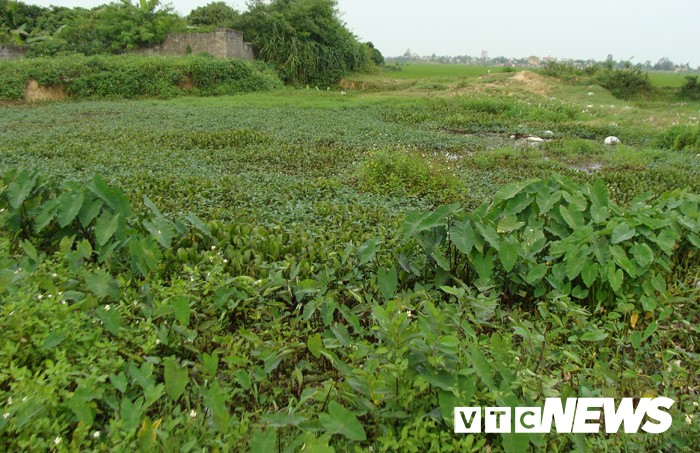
24, 80, 67, 102
179, 74, 194, 91
503, 71, 551, 96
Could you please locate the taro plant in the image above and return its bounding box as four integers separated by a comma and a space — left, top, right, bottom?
395, 175, 699, 312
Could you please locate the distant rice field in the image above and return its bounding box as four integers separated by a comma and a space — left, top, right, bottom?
382, 63, 499, 79
648, 71, 695, 87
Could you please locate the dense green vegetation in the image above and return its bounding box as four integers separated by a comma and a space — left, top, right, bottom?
0, 54, 282, 100
1, 0, 381, 87
0, 64, 699, 451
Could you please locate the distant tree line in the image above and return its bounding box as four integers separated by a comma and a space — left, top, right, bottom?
0, 0, 383, 86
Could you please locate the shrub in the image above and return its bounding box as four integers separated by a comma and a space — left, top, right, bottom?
679, 75, 700, 101
653, 125, 700, 151
354, 149, 464, 203
595, 65, 652, 99
0, 54, 282, 100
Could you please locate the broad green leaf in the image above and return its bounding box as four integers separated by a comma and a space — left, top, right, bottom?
525, 263, 548, 285
34, 197, 60, 233
565, 250, 587, 281
120, 397, 144, 432
202, 382, 229, 431
498, 240, 518, 272
468, 344, 496, 391
497, 215, 525, 234
431, 244, 451, 271
137, 417, 161, 453
358, 237, 380, 265
185, 211, 212, 236
307, 333, 323, 359
580, 329, 608, 342
84, 269, 119, 300
475, 223, 500, 251
142, 195, 164, 218
171, 296, 191, 326
655, 228, 678, 254
590, 204, 609, 224
581, 262, 598, 288
559, 205, 584, 229
88, 175, 132, 217
494, 179, 532, 202
261, 412, 306, 428
94, 212, 121, 247
611, 223, 636, 244
610, 246, 636, 277
163, 357, 188, 401
589, 179, 610, 208
6, 170, 38, 209
630, 242, 654, 268
451, 219, 475, 254
536, 189, 561, 214
143, 217, 175, 248
250, 429, 277, 453
110, 372, 128, 394
319, 402, 366, 441
78, 197, 103, 227
471, 251, 494, 282
377, 267, 398, 300
607, 265, 624, 292
97, 305, 120, 335
502, 433, 531, 453
57, 191, 84, 228
42, 330, 67, 350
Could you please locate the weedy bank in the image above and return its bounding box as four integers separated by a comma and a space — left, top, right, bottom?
0, 64, 698, 451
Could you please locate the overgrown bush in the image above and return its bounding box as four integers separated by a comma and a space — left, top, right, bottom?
653, 125, 700, 151
354, 149, 464, 203
679, 75, 700, 101
0, 54, 282, 100
595, 65, 652, 99
232, 0, 376, 86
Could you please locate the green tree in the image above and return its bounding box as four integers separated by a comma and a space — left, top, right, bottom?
233, 0, 374, 86
187, 1, 239, 29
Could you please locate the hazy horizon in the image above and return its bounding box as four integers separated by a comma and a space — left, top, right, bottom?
18, 0, 700, 68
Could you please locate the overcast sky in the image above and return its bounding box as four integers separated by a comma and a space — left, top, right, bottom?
21, 0, 700, 67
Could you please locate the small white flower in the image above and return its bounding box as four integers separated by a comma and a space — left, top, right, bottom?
54, 437, 62, 445
223, 259, 228, 264
104, 305, 111, 311
211, 246, 216, 250
686, 413, 694, 425
189, 409, 197, 418
51, 273, 57, 278
92, 431, 100, 439
693, 401, 699, 408
7, 397, 12, 405
37, 294, 43, 300
2, 413, 9, 419
155, 339, 161, 345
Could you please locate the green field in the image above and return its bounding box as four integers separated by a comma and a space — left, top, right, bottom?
1, 64, 699, 451
381, 63, 497, 79
648, 71, 695, 87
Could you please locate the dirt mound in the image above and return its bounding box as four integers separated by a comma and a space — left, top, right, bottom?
506, 70, 550, 95
24, 80, 67, 102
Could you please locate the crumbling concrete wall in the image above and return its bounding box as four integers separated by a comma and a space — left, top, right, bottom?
138, 29, 254, 60
0, 45, 28, 60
